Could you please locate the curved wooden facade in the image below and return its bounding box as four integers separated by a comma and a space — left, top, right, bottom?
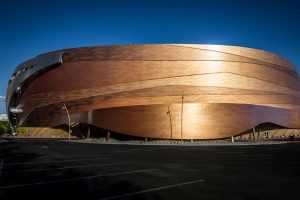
7, 44, 300, 139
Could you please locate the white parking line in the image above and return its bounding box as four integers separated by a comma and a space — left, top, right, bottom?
217, 152, 244, 154
132, 149, 153, 152
130, 148, 151, 151
2, 154, 100, 160
115, 150, 134, 153
100, 179, 205, 200
0, 168, 158, 189
32, 146, 48, 149
34, 154, 99, 159
112, 148, 172, 154
9, 162, 129, 173
4, 157, 109, 166
115, 149, 153, 153
239, 154, 272, 157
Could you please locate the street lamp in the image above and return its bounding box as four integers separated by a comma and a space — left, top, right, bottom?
167, 105, 173, 139
62, 103, 71, 140
181, 94, 184, 143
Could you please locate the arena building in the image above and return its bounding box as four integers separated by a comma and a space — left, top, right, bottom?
6, 44, 300, 139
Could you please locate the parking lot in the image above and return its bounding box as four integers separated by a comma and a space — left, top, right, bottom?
0, 139, 300, 200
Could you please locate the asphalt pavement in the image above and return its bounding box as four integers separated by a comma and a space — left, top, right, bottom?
0, 139, 299, 200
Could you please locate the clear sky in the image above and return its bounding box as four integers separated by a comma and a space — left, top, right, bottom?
1, 0, 300, 114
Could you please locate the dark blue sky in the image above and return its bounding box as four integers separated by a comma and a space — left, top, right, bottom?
1, 0, 300, 114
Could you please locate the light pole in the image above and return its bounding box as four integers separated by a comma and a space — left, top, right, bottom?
181, 94, 184, 143
62, 103, 71, 140
167, 105, 173, 139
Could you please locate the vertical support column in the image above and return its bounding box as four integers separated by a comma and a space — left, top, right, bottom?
252, 127, 256, 141
87, 125, 91, 138
87, 110, 92, 139
8, 120, 15, 136
106, 131, 111, 141
62, 103, 71, 141
231, 136, 234, 143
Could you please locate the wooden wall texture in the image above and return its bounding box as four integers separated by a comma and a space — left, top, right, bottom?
16, 44, 300, 139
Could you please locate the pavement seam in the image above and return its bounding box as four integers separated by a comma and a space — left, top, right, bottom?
6, 162, 129, 173
0, 168, 159, 189
5, 157, 109, 166
100, 179, 206, 200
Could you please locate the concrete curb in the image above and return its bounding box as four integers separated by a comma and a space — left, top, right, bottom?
61, 139, 289, 146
